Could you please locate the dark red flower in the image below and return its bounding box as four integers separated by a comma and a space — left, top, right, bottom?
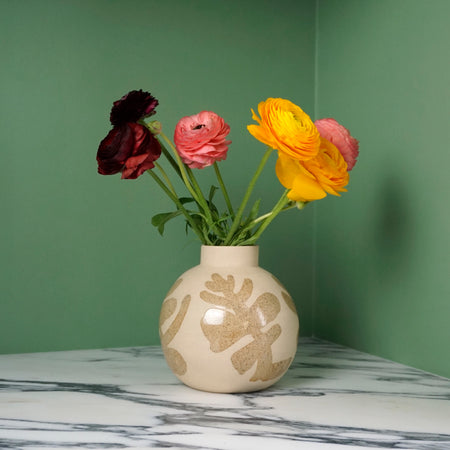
97, 123, 161, 179
110, 90, 159, 126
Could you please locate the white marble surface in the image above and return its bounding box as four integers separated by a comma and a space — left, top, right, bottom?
0, 337, 449, 449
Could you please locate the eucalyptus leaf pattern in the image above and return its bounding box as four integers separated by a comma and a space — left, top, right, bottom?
200, 274, 292, 382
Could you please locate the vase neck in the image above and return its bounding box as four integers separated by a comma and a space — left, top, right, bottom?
200, 246, 259, 267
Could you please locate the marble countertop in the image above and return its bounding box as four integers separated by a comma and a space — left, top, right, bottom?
0, 337, 449, 449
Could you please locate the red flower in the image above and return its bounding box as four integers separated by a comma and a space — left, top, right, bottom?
110, 90, 158, 127
97, 123, 161, 179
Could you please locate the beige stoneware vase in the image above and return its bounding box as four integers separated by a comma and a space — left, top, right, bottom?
159, 245, 299, 393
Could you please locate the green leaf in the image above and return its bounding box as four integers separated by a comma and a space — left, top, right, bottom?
151, 198, 197, 236
151, 211, 182, 236
208, 185, 219, 204
247, 198, 261, 222
225, 199, 261, 245
240, 198, 261, 228
206, 186, 220, 220
179, 197, 196, 205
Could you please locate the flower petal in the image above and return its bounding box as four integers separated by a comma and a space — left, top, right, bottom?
248, 98, 320, 160
315, 118, 359, 170
275, 152, 326, 202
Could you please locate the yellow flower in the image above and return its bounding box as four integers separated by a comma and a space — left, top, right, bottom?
275, 138, 349, 202
247, 98, 321, 161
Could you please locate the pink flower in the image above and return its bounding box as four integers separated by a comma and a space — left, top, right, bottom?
174, 111, 231, 169
314, 118, 359, 171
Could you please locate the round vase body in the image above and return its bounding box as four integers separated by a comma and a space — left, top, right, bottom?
159, 246, 299, 393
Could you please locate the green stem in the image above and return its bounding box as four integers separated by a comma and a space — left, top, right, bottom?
213, 162, 235, 219
160, 144, 182, 179
186, 166, 209, 209
251, 202, 296, 225
223, 147, 274, 245
142, 122, 182, 179
238, 190, 290, 246
186, 165, 226, 239
147, 170, 209, 244
155, 162, 177, 195
158, 131, 201, 205
156, 131, 226, 241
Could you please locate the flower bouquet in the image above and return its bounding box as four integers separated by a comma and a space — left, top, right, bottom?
96, 90, 359, 246
96, 90, 359, 393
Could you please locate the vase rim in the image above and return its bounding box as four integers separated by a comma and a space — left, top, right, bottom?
200, 245, 259, 267
200, 244, 259, 248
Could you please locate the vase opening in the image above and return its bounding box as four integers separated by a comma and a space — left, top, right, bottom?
200, 245, 259, 267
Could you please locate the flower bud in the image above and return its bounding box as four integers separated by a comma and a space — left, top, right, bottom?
147, 120, 162, 135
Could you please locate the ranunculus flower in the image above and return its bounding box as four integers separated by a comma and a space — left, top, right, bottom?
247, 98, 320, 161
174, 111, 231, 169
97, 122, 161, 179
275, 138, 349, 202
110, 90, 159, 127
315, 118, 359, 171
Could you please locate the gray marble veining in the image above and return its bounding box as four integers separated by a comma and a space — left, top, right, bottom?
0, 338, 449, 449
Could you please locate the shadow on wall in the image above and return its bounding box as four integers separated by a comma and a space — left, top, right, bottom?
315, 166, 414, 344
374, 170, 414, 279
260, 210, 314, 337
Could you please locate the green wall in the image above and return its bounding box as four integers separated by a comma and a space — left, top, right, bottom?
314, 0, 450, 378
2, 0, 448, 379
0, 0, 316, 353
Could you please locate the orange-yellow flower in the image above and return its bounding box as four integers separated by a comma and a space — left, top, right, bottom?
275, 138, 349, 202
247, 98, 320, 161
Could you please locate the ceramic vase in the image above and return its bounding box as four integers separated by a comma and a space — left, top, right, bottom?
159, 245, 299, 393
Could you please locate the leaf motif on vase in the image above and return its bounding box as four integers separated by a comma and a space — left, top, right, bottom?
201, 274, 253, 308
271, 275, 297, 314
201, 309, 248, 353
165, 277, 184, 297
281, 291, 297, 314
165, 347, 187, 376
160, 297, 178, 325
159, 279, 191, 376
200, 273, 292, 382
248, 293, 281, 328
